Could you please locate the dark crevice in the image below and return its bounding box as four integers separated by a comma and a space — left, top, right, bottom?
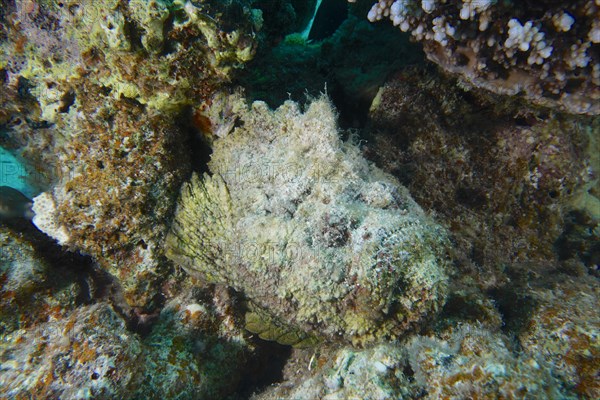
121, 12, 144, 52
438, 293, 494, 326
308, 0, 348, 41
487, 286, 537, 338
159, 12, 178, 56
58, 89, 75, 113
0, 218, 97, 304
235, 8, 424, 130
235, 339, 292, 399
555, 210, 600, 277
181, 106, 213, 175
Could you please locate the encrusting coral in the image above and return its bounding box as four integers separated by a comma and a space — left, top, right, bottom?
365, 66, 598, 289
0, 0, 260, 307
255, 322, 572, 400
166, 96, 450, 346
0, 223, 260, 399
519, 277, 600, 398
349, 0, 600, 115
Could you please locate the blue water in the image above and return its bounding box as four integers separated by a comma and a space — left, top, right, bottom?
0, 146, 37, 198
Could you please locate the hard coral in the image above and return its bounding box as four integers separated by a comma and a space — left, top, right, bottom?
351, 0, 600, 114
166, 96, 449, 346
519, 277, 600, 398
0, 0, 260, 307
257, 323, 571, 399
366, 67, 596, 289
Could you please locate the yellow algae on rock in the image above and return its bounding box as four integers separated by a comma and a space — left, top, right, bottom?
0, 0, 260, 307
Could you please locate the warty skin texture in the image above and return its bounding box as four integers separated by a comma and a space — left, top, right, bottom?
166, 97, 449, 346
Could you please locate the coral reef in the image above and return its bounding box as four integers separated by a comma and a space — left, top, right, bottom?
1, 225, 49, 308
356, 64, 599, 399
0, 224, 136, 399
166, 96, 449, 346
256, 322, 571, 399
350, 0, 600, 114
0, 1, 597, 398
1, 303, 144, 399
0, 223, 263, 399
255, 270, 598, 399
365, 66, 598, 289
404, 323, 569, 399
0, 0, 260, 307
556, 210, 600, 277
519, 277, 600, 398
1, 296, 255, 399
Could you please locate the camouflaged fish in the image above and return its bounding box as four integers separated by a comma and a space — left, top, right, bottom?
166, 98, 449, 346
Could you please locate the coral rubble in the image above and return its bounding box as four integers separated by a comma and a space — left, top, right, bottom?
166, 96, 449, 346
351, 0, 600, 114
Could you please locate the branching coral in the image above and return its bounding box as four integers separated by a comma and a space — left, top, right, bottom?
350, 0, 600, 114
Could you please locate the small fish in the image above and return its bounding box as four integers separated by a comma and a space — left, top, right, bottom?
0, 186, 34, 220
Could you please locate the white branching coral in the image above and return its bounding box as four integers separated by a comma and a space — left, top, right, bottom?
459, 0, 494, 21
352, 0, 600, 115
504, 19, 553, 65
552, 12, 575, 32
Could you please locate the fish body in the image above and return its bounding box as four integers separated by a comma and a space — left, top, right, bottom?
0, 186, 34, 220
